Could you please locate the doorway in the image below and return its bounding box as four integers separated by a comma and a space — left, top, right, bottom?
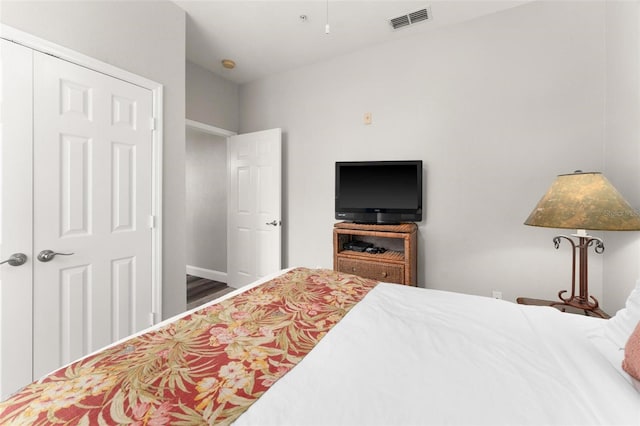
184, 120, 283, 293
185, 120, 235, 306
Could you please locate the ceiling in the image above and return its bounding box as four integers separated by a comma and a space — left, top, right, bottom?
175, 1, 531, 85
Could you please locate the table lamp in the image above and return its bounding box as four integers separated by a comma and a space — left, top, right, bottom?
524, 171, 640, 317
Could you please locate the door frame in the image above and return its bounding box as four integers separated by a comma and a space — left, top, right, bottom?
0, 24, 163, 389
186, 119, 236, 139
185, 119, 236, 283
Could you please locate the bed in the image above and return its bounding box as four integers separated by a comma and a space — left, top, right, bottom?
1, 267, 639, 425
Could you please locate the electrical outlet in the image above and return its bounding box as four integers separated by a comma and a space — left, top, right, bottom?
492, 290, 502, 300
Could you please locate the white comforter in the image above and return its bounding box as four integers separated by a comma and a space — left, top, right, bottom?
235, 283, 640, 425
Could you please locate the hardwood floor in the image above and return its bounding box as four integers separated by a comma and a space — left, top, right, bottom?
186, 275, 235, 310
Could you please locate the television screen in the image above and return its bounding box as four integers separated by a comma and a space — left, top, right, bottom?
335, 161, 422, 224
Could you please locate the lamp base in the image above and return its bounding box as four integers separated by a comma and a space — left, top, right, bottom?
550, 233, 606, 319
550, 296, 607, 319
516, 297, 610, 318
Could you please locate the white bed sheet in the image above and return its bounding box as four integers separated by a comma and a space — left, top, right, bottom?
234, 283, 640, 426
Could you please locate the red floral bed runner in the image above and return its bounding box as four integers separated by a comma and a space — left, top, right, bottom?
0, 268, 377, 425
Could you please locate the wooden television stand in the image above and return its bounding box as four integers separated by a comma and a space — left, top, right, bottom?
333, 222, 417, 286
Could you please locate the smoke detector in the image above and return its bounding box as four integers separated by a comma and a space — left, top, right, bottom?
389, 7, 431, 30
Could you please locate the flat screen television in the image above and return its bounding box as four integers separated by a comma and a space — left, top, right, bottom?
335, 160, 423, 224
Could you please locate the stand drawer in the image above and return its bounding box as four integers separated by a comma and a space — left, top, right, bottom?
336, 257, 404, 284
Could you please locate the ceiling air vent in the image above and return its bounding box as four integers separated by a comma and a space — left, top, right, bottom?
389, 7, 431, 30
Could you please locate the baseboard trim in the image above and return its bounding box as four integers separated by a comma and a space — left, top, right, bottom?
186, 266, 227, 283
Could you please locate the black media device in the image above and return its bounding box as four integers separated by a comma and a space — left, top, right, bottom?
343, 241, 373, 252
365, 246, 386, 254
335, 160, 423, 224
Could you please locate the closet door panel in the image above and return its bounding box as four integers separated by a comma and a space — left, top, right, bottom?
0, 39, 34, 400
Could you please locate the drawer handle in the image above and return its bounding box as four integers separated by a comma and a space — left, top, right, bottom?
382, 272, 387, 278
352, 267, 356, 272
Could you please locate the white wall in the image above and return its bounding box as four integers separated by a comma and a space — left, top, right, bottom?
1, 0, 187, 318
603, 1, 640, 314
240, 1, 610, 305
186, 128, 227, 273
187, 60, 239, 131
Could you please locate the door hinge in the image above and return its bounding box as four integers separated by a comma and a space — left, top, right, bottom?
149, 312, 156, 326
148, 215, 156, 229
150, 117, 156, 131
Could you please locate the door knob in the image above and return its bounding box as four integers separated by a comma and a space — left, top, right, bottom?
37, 250, 74, 262
0, 253, 27, 266
265, 220, 281, 226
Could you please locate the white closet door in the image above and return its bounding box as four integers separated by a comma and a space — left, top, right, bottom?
227, 129, 282, 288
32, 51, 154, 378
0, 39, 34, 399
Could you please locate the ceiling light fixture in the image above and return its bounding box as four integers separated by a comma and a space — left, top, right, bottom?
325, 0, 330, 34
221, 59, 236, 69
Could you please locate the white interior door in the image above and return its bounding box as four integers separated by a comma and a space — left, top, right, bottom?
0, 36, 158, 397
0, 39, 34, 399
227, 129, 282, 288
31, 51, 155, 379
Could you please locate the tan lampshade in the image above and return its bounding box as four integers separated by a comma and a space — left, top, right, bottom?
524, 171, 640, 231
